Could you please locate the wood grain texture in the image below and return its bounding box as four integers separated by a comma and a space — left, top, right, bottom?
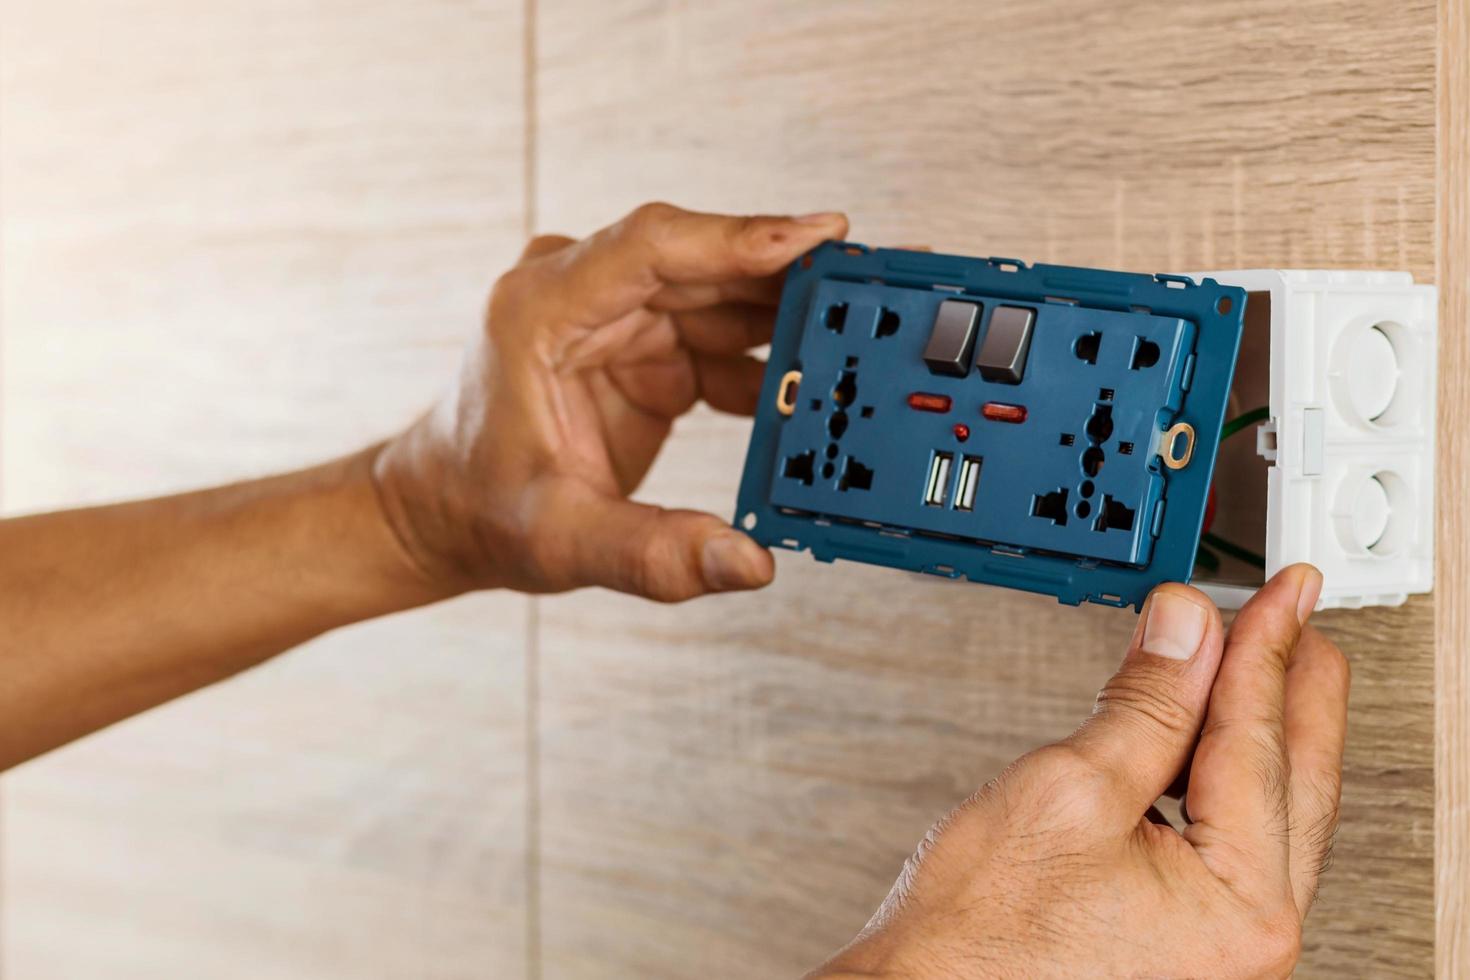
1436, 0, 1469, 973
532, 1, 1441, 976
0, 1, 528, 976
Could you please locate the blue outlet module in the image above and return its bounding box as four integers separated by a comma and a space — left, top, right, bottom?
733, 242, 1247, 610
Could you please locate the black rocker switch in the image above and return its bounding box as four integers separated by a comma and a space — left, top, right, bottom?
922, 299, 982, 377
975, 305, 1036, 384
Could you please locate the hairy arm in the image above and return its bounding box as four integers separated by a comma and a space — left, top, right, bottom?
0, 449, 443, 768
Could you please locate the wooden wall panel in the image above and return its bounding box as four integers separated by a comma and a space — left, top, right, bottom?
0, 2, 528, 976
532, 2, 1440, 976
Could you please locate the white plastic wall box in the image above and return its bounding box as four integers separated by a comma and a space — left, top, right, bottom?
1187, 269, 1438, 610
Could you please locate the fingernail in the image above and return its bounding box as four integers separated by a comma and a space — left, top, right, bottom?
1295, 565, 1324, 624
793, 211, 845, 226
701, 533, 755, 591
1140, 591, 1209, 661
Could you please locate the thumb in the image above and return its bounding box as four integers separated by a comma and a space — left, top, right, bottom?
1064, 584, 1225, 829
550, 489, 774, 602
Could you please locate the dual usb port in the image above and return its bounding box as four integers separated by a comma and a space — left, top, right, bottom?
924, 452, 982, 511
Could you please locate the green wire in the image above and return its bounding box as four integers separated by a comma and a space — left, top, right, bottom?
1201, 531, 1266, 570
1220, 405, 1270, 442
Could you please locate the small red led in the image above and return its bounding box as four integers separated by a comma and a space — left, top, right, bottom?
981, 402, 1028, 424
907, 392, 953, 413
953, 423, 970, 442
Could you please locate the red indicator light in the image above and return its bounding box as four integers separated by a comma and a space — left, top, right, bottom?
953, 423, 970, 442
907, 392, 953, 413
981, 402, 1028, 424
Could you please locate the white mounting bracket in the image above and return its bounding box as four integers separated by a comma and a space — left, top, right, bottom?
1187, 269, 1437, 611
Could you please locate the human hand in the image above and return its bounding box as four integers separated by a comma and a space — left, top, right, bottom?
814, 564, 1348, 979
373, 203, 848, 600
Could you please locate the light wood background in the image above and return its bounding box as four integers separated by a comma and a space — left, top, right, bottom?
1, 1, 1464, 978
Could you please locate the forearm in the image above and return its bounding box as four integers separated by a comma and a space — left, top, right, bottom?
0, 446, 452, 769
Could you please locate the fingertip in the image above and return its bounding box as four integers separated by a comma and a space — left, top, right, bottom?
1287, 563, 1324, 624
700, 531, 775, 593
793, 210, 849, 229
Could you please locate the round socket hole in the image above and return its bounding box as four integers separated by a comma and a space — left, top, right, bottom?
1081, 447, 1105, 477
828, 411, 849, 439
1080, 480, 1095, 498
1076, 500, 1092, 519
1329, 320, 1419, 429
1333, 469, 1413, 556
822, 462, 835, 480
825, 443, 839, 460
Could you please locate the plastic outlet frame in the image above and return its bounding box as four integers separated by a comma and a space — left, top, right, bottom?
734, 242, 1247, 610
1187, 269, 1438, 610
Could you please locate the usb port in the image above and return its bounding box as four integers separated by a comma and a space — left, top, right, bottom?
955, 455, 983, 511
924, 451, 953, 507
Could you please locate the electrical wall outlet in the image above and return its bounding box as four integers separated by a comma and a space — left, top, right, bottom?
734, 242, 1247, 610
1186, 269, 1438, 610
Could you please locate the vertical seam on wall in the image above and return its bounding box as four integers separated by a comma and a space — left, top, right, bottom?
1435, 0, 1469, 975
522, 2, 541, 978
0, 39, 8, 976
524, 598, 541, 980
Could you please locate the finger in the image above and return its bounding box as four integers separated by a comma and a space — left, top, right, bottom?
650, 272, 788, 312
1182, 563, 1323, 902
543, 202, 848, 326
543, 484, 774, 602
1063, 584, 1224, 830
673, 303, 776, 354
695, 353, 766, 416
519, 233, 577, 262
1283, 624, 1350, 919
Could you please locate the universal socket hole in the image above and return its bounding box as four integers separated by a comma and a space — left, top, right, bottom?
825, 303, 849, 333
1081, 446, 1105, 477
828, 411, 849, 439
1130, 338, 1161, 370
1330, 320, 1416, 429
741, 512, 758, 530
1085, 403, 1114, 443
782, 450, 816, 486
839, 457, 874, 491
1074, 332, 1101, 365
875, 308, 901, 338
832, 370, 858, 407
